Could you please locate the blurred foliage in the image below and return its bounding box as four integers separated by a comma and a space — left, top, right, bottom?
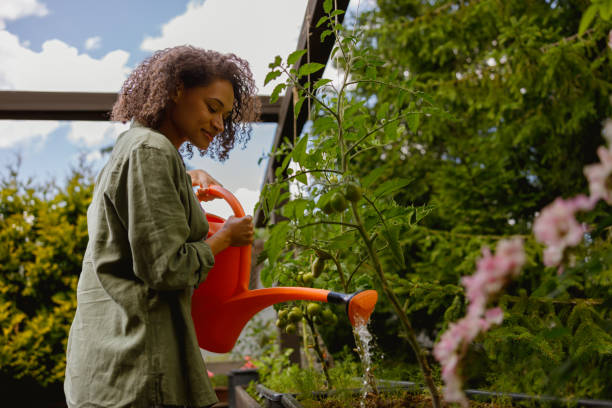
257, 0, 612, 402
0, 157, 93, 391
340, 0, 612, 399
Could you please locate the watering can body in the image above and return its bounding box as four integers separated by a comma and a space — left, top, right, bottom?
191, 186, 377, 353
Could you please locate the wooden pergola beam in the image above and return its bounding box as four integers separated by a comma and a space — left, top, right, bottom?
254, 0, 350, 227
0, 91, 282, 122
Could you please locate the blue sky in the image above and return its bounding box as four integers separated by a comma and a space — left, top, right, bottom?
0, 0, 312, 217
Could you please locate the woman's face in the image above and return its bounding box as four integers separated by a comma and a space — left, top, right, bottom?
165, 79, 235, 151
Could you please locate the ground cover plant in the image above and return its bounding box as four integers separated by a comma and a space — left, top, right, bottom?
255, 0, 612, 406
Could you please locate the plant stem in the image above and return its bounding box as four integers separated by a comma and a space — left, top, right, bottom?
276, 169, 344, 184
298, 220, 359, 230
301, 318, 314, 370
288, 240, 348, 292
305, 315, 333, 389
349, 201, 442, 408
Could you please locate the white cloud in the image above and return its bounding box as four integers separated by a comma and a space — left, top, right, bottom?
0, 120, 60, 148
66, 121, 130, 147
84, 36, 102, 50
0, 28, 131, 148
0, 30, 131, 92
140, 0, 307, 94
85, 150, 102, 163
200, 187, 260, 219
0, 0, 48, 29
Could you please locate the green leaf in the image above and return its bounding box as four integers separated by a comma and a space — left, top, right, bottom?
328, 231, 357, 250
321, 29, 333, 42
365, 65, 377, 80
376, 102, 390, 121
296, 173, 308, 185
323, 0, 333, 14
329, 9, 345, 18
287, 49, 307, 66
313, 116, 337, 133
292, 134, 309, 164
601, 2, 612, 20
374, 178, 412, 199
407, 113, 420, 133
298, 63, 326, 78
361, 166, 386, 189
282, 198, 309, 219
265, 221, 290, 266
313, 78, 332, 89
579, 5, 598, 36
294, 97, 305, 119
384, 120, 398, 140
316, 15, 328, 28
264, 70, 282, 86
382, 223, 405, 268
268, 55, 282, 69
270, 83, 287, 104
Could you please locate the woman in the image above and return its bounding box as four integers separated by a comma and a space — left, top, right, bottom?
64, 45, 259, 408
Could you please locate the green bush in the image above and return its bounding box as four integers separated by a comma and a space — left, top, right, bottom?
0, 160, 93, 389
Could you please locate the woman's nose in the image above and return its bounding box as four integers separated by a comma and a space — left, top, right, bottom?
212, 114, 224, 134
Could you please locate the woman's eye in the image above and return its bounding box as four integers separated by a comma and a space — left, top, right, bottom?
207, 105, 217, 113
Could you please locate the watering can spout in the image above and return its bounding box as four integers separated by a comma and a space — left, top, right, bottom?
328, 290, 378, 327
191, 185, 378, 353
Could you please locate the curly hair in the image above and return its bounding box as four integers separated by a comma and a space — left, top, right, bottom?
111, 45, 260, 162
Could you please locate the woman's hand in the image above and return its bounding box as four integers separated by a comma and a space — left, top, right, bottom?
220, 215, 254, 247
187, 169, 222, 202
205, 215, 254, 255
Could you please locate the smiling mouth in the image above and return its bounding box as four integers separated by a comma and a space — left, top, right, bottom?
202, 130, 214, 142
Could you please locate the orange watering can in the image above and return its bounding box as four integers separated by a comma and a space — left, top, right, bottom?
191, 185, 378, 353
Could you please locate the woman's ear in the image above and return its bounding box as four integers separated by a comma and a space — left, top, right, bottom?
172, 83, 184, 103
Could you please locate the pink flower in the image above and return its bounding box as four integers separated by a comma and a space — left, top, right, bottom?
533, 197, 591, 267
434, 238, 523, 406
462, 238, 525, 315
584, 146, 612, 205
482, 307, 504, 330
495, 238, 526, 276
208, 370, 214, 378
240, 355, 256, 369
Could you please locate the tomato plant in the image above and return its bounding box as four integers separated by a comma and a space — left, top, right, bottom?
256, 1, 448, 405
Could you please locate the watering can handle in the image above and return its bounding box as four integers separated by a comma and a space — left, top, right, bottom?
204, 184, 246, 218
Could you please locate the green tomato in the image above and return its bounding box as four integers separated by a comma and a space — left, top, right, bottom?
344, 182, 362, 202
307, 303, 321, 316
321, 200, 335, 215
312, 257, 325, 278
288, 307, 303, 322
322, 309, 335, 324
278, 309, 289, 321
330, 192, 348, 212
275, 319, 284, 328
285, 323, 297, 334
302, 272, 314, 286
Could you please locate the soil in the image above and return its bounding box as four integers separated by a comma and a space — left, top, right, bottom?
310, 391, 509, 408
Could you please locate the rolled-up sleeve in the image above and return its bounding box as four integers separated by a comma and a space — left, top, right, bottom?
120, 144, 214, 290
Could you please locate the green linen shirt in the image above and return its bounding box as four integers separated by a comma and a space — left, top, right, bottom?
64, 122, 218, 408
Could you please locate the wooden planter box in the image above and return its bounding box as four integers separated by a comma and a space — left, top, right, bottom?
254, 381, 612, 408
234, 385, 263, 408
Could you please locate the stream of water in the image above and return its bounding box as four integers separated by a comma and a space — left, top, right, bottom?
353, 318, 376, 408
